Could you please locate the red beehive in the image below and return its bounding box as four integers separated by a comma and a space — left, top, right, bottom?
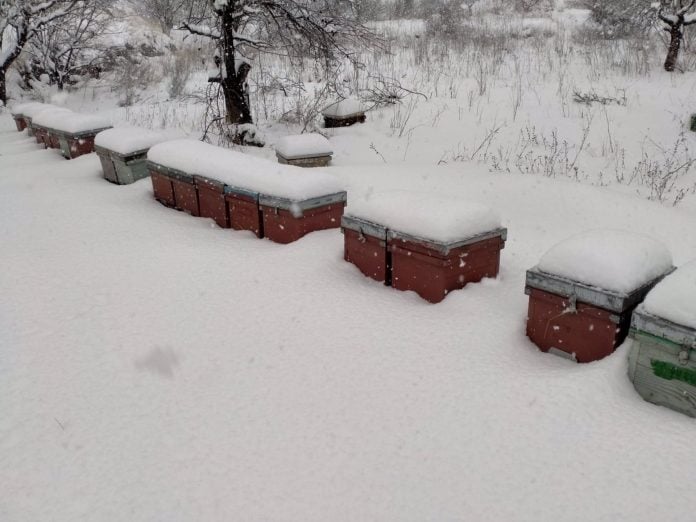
195, 175, 228, 228
341, 216, 390, 284
13, 115, 27, 132
389, 230, 507, 304
224, 186, 263, 238
260, 192, 347, 244
148, 162, 176, 208
169, 172, 199, 216
62, 134, 101, 159
33, 125, 49, 147
525, 250, 673, 363
46, 130, 61, 150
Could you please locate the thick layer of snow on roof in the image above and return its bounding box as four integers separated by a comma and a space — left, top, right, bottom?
276, 134, 333, 160
536, 230, 673, 294
23, 103, 60, 118
51, 113, 112, 135
346, 191, 502, 243
322, 98, 365, 118
32, 108, 75, 129
11, 102, 45, 117
148, 139, 344, 201
643, 260, 696, 330
95, 127, 168, 155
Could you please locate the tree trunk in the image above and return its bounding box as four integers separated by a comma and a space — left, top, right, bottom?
665, 24, 683, 72
220, 6, 253, 125
0, 68, 7, 106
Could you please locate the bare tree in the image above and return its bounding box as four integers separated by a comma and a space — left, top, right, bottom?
0, 0, 83, 104
27, 0, 112, 90
658, 0, 696, 71
182, 0, 379, 130
134, 0, 190, 35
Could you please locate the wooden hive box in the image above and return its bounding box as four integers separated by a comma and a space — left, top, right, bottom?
147, 139, 346, 242
224, 185, 263, 237
275, 134, 333, 168
260, 192, 347, 244
147, 160, 177, 208
195, 176, 230, 229
525, 231, 674, 363
341, 192, 505, 303
95, 128, 166, 185
322, 98, 366, 128
11, 102, 46, 133
47, 113, 112, 159
390, 229, 506, 304
628, 261, 696, 417
147, 161, 199, 215
341, 216, 390, 284
12, 114, 27, 132
31, 107, 74, 150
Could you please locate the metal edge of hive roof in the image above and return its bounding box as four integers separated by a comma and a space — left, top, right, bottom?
525, 267, 676, 314
340, 215, 388, 240
388, 227, 507, 256
94, 144, 150, 162
259, 191, 347, 212
223, 184, 259, 199
146, 160, 195, 181
631, 308, 696, 348
275, 150, 334, 161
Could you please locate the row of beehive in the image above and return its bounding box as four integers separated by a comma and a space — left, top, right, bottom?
10, 103, 696, 419
12, 102, 111, 160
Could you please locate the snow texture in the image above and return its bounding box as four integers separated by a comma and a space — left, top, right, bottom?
32, 107, 74, 129
10, 101, 45, 117
275, 133, 333, 160
322, 97, 365, 118
21, 103, 60, 119
346, 191, 502, 243
51, 113, 112, 135
643, 260, 696, 330
148, 139, 344, 200
536, 230, 673, 294
94, 127, 168, 156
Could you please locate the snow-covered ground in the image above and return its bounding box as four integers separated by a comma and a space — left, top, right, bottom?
2, 113, 696, 521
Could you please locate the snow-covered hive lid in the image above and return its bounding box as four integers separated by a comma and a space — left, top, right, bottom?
536, 230, 673, 294
51, 113, 112, 135
642, 260, 696, 330
148, 139, 344, 201
345, 191, 502, 244
11, 101, 45, 117
23, 103, 59, 119
322, 97, 365, 119
275, 133, 333, 160
32, 107, 75, 129
95, 127, 167, 155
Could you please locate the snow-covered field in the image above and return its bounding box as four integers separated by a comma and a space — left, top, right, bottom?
2, 111, 696, 521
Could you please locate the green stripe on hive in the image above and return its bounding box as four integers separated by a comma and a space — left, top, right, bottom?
651, 360, 696, 386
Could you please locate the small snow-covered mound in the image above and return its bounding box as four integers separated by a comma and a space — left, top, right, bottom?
642, 260, 696, 329
322, 98, 365, 119
346, 191, 502, 243
275, 133, 333, 160
148, 139, 344, 200
536, 230, 673, 293
95, 127, 168, 155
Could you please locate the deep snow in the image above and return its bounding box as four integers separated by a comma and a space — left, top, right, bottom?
643, 260, 696, 330
2, 115, 696, 522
